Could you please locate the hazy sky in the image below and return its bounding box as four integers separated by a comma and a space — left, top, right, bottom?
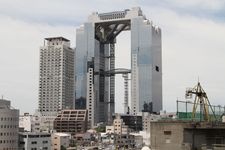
0, 0, 225, 114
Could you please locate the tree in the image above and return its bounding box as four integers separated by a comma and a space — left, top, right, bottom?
60, 145, 67, 150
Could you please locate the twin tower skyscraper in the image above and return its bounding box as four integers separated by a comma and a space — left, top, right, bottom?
38, 7, 162, 127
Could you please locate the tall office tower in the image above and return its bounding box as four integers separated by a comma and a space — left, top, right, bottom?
0, 99, 19, 150
39, 37, 74, 116
75, 7, 162, 126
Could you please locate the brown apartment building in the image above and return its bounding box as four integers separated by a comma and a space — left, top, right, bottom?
53, 110, 87, 135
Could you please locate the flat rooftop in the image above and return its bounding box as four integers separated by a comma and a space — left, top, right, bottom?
45, 37, 70, 42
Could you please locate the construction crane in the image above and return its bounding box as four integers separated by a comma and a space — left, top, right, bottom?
185, 82, 217, 122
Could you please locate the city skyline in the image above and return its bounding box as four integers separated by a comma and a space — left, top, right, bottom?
0, 0, 225, 114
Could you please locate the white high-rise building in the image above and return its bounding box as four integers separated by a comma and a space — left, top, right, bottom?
0, 99, 19, 150
39, 37, 75, 116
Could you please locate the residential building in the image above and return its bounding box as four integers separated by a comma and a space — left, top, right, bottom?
39, 37, 74, 116
19, 132, 51, 150
74, 132, 97, 146
130, 133, 143, 149
51, 133, 71, 150
105, 126, 114, 134
113, 114, 143, 132
75, 7, 162, 126
19, 113, 40, 132
53, 110, 87, 135
112, 114, 136, 148
37, 114, 56, 133
19, 111, 57, 133
113, 115, 130, 135
114, 134, 135, 149
0, 99, 19, 150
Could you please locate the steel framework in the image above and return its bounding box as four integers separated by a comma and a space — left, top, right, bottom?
185, 82, 217, 122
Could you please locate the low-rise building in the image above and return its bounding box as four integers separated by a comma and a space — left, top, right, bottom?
112, 114, 135, 149
0, 98, 19, 150
53, 110, 88, 135
113, 115, 131, 135
130, 132, 144, 148
19, 113, 41, 132
51, 133, 71, 150
74, 132, 97, 146
34, 111, 56, 133
19, 132, 51, 150
19, 111, 57, 133
150, 120, 225, 150
114, 134, 135, 149
100, 133, 114, 144
105, 126, 114, 134
113, 114, 142, 132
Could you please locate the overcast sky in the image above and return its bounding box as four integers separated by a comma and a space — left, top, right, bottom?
0, 0, 225, 114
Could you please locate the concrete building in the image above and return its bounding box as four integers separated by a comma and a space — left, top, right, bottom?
39, 37, 74, 116
141, 112, 161, 132
19, 113, 41, 132
19, 111, 57, 133
19, 132, 51, 150
75, 7, 162, 126
0, 99, 19, 150
131, 133, 143, 149
112, 114, 136, 148
19, 113, 34, 132
113, 115, 130, 135
51, 133, 71, 150
114, 134, 135, 149
100, 132, 114, 144
37, 115, 56, 133
113, 114, 143, 132
73, 132, 97, 147
105, 126, 114, 134
150, 120, 225, 150
53, 110, 87, 135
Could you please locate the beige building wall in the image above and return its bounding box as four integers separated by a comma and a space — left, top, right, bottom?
106, 126, 114, 134
150, 121, 191, 150
51, 133, 71, 150
113, 115, 130, 135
